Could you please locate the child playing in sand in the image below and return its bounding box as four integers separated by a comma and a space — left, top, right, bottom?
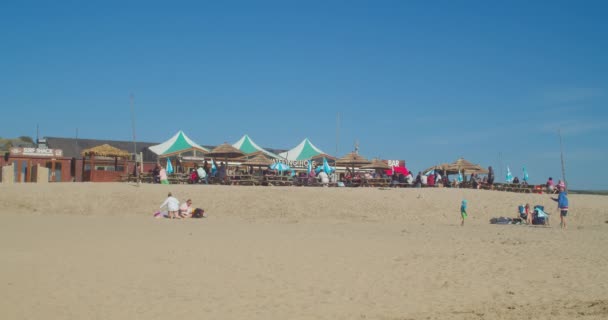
160, 192, 180, 219
460, 199, 467, 226
552, 185, 569, 229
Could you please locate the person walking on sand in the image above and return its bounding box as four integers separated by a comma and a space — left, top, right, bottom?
160, 192, 180, 219
460, 199, 468, 226
552, 185, 569, 229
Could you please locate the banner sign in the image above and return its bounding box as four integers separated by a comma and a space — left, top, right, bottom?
10, 147, 63, 157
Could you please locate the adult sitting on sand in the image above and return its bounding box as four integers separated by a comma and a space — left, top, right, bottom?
160, 192, 180, 219
179, 199, 193, 218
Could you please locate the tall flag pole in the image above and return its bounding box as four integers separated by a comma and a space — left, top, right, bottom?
559, 128, 567, 191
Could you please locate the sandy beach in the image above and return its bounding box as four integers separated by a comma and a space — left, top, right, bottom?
1, 183, 607, 319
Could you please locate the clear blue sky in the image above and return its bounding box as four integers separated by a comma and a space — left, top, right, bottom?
1, 0, 607, 189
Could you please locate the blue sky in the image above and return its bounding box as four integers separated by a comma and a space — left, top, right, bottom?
1, 0, 607, 189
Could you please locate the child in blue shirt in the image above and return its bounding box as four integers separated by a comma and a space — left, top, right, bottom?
460, 199, 467, 226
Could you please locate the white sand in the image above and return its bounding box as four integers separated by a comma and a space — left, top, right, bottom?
1, 183, 607, 319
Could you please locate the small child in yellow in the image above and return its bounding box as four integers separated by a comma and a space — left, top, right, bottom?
460, 199, 468, 226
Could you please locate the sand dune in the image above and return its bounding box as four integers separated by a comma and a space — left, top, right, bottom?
1, 183, 607, 319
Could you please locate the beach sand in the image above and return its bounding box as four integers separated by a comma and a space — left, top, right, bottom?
1, 183, 607, 319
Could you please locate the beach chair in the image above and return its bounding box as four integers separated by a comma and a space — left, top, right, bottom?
533, 206, 550, 226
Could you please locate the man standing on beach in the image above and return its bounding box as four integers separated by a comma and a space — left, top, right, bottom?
553, 185, 569, 229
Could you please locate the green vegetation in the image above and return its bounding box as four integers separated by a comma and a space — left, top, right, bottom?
568, 190, 608, 196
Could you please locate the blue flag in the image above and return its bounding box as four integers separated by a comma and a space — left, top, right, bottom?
211, 159, 217, 175
506, 166, 513, 183
166, 158, 174, 174
457, 170, 463, 182
307, 160, 312, 174
523, 167, 529, 182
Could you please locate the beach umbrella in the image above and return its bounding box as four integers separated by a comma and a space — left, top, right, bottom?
336, 152, 371, 173
523, 167, 529, 182
361, 158, 390, 171
446, 158, 488, 175
166, 158, 174, 174
206, 143, 245, 160
242, 154, 273, 167
322, 157, 334, 174
211, 159, 217, 175
506, 166, 513, 183
269, 162, 291, 173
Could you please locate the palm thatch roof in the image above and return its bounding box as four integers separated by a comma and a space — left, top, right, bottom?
81, 144, 130, 158
206, 143, 245, 159
361, 158, 391, 170
242, 154, 273, 167
335, 152, 371, 167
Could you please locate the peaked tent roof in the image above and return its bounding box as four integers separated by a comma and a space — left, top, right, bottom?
232, 134, 283, 159
279, 138, 326, 161
148, 130, 209, 156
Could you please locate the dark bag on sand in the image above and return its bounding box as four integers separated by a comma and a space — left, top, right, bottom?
192, 208, 205, 218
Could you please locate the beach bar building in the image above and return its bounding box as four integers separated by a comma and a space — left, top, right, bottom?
81, 144, 130, 182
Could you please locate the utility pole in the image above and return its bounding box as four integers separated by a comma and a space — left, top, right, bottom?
559, 128, 567, 191
130, 93, 139, 185
336, 112, 340, 156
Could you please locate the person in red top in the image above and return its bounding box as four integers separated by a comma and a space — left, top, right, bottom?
427, 173, 435, 187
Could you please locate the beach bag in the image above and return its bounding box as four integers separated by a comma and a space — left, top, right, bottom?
192, 208, 206, 218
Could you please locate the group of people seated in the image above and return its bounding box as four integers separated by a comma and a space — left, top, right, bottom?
156, 192, 206, 219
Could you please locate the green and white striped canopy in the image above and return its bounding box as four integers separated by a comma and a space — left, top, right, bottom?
148, 130, 209, 156
232, 134, 283, 159
279, 138, 326, 161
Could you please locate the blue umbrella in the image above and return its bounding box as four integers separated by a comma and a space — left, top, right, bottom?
211, 159, 217, 176
523, 167, 529, 182
270, 162, 291, 172
166, 158, 174, 174
322, 157, 334, 174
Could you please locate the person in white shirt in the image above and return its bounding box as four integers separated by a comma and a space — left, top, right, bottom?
179, 199, 193, 218
160, 192, 180, 219
196, 165, 208, 184
318, 171, 329, 186
421, 174, 428, 186
405, 172, 414, 185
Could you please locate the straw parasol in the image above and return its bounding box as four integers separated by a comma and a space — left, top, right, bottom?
81, 144, 130, 158
336, 152, 371, 172
206, 143, 245, 160
361, 158, 390, 170
446, 158, 488, 174
242, 154, 273, 167
423, 163, 450, 174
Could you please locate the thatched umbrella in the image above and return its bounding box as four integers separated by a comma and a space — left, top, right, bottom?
361, 158, 390, 170
242, 154, 273, 167
423, 163, 450, 174
446, 158, 487, 174
206, 143, 245, 160
336, 152, 371, 174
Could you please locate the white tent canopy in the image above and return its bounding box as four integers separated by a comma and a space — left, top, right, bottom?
279, 138, 326, 161
232, 134, 283, 159
148, 130, 209, 157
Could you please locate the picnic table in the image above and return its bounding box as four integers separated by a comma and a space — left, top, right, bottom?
363, 178, 391, 187
230, 175, 260, 186
264, 175, 293, 186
